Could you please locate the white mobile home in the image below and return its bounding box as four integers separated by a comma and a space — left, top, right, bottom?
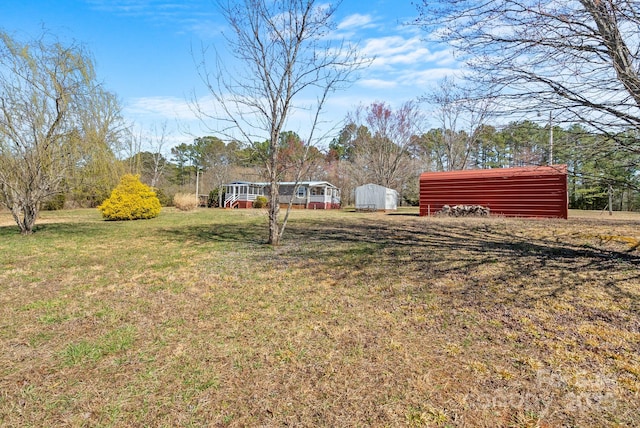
223, 181, 341, 209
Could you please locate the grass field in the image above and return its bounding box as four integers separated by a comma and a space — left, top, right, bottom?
0, 207, 639, 427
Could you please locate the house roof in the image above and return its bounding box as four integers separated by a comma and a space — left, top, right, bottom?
279, 181, 337, 188
228, 181, 265, 185
227, 180, 337, 188
356, 183, 398, 193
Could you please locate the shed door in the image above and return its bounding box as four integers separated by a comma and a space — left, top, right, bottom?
385, 190, 396, 210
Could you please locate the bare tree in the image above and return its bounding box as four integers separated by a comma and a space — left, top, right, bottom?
416, 0, 640, 154
420, 77, 492, 171
195, 136, 239, 206
0, 31, 123, 234
124, 128, 144, 176
145, 123, 170, 188
193, 0, 368, 245
346, 101, 424, 190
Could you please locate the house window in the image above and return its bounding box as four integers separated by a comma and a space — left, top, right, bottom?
311, 187, 323, 196
297, 187, 306, 198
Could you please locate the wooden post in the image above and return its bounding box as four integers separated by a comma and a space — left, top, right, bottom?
195, 169, 199, 206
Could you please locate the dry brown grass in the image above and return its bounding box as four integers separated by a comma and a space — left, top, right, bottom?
0, 208, 638, 426
569, 208, 640, 221
173, 193, 199, 211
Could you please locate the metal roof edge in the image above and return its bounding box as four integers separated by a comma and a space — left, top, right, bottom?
420, 165, 568, 180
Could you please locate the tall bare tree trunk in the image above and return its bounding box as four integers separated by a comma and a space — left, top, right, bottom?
192, 0, 369, 245
268, 180, 280, 245
10, 204, 38, 235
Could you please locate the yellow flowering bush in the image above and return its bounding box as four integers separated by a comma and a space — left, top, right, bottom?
98, 174, 161, 220
253, 195, 268, 208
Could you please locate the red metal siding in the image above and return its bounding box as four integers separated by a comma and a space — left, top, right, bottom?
419, 165, 568, 218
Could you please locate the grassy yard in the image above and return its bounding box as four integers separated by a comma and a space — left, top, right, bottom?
0, 207, 639, 427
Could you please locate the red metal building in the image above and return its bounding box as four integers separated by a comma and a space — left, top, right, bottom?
419, 165, 568, 218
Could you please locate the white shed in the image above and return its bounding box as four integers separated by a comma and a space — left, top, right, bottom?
355, 183, 398, 211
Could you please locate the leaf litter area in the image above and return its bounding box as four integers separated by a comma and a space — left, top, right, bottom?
0, 209, 638, 427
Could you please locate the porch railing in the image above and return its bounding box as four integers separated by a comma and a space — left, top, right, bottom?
224, 193, 260, 208
224, 194, 239, 208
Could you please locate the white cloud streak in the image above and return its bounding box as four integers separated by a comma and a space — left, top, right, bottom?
125, 96, 197, 121
84, 0, 220, 38
358, 79, 398, 89
361, 35, 455, 69
337, 13, 376, 30
91, 0, 463, 142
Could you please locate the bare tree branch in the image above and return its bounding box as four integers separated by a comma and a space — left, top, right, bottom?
0, 30, 124, 233
192, 0, 370, 245
416, 0, 640, 154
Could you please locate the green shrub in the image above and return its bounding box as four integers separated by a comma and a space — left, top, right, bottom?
208, 189, 224, 207
97, 174, 161, 221
253, 195, 268, 208
42, 194, 65, 211
153, 187, 172, 207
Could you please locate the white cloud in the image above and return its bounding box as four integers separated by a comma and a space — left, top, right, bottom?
86, 0, 194, 13
358, 79, 398, 89
104, 1, 464, 145
348, 32, 460, 99
337, 13, 376, 30
361, 35, 455, 69
85, 0, 220, 37
125, 96, 197, 121
398, 68, 461, 87
183, 18, 225, 39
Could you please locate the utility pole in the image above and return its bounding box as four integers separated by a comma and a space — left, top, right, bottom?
548, 111, 554, 165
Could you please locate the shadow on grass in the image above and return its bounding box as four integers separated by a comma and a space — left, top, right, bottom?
158, 223, 269, 245
25, 210, 633, 315
0, 221, 107, 238
386, 212, 420, 217
277, 217, 640, 315
0, 224, 23, 237
155, 214, 640, 269
0, 217, 168, 241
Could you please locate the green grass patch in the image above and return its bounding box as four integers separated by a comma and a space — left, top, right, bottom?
59, 326, 136, 366
0, 208, 638, 426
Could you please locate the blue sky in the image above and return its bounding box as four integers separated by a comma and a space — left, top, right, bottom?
2, 0, 459, 149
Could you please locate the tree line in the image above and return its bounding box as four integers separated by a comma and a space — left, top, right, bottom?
330, 110, 639, 210
3, 0, 640, 239
122, 105, 640, 214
